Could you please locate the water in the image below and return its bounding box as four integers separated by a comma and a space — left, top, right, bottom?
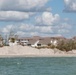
0, 57, 76, 75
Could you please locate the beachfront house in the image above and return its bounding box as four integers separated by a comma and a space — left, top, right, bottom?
37, 37, 58, 47
27, 36, 41, 47
8, 35, 66, 47
50, 36, 66, 46
17, 37, 32, 46
27, 39, 39, 47
37, 38, 51, 47
50, 38, 58, 46
16, 36, 41, 46
37, 36, 66, 47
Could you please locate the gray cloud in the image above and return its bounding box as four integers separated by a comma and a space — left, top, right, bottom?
1, 19, 72, 37
0, 11, 32, 21
0, 0, 50, 12
64, 0, 76, 12
0, 0, 50, 21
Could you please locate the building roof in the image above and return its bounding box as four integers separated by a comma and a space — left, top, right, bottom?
18, 37, 32, 40
50, 36, 66, 40
17, 36, 66, 45
27, 39, 38, 45
38, 38, 51, 45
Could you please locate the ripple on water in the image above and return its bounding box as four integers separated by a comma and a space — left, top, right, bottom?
0, 57, 76, 75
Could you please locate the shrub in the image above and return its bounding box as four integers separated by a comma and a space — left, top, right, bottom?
50, 45, 56, 49
10, 38, 15, 43
48, 43, 51, 46
57, 40, 76, 52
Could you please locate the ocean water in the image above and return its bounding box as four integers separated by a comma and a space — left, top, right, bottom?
0, 57, 76, 75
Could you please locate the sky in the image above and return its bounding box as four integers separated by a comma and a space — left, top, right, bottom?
0, 0, 76, 38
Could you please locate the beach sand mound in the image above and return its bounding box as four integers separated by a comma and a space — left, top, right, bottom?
0, 45, 76, 57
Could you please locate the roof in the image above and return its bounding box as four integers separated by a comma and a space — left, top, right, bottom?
17, 37, 32, 40
38, 38, 51, 45
31, 36, 43, 40
27, 39, 38, 45
47, 37, 66, 41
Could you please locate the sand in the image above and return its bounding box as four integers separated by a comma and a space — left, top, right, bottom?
0, 45, 76, 57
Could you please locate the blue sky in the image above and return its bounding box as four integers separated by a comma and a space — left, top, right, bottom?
0, 0, 76, 38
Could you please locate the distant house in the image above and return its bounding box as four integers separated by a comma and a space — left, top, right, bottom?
27, 36, 41, 47
50, 36, 66, 46
27, 39, 39, 47
37, 37, 57, 47
37, 36, 66, 47
17, 37, 32, 46
37, 38, 51, 47
8, 35, 66, 47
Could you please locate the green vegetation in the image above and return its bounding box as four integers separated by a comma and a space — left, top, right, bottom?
10, 38, 15, 43
56, 40, 76, 52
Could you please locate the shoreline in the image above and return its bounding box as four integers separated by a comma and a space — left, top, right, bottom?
0, 45, 76, 58
0, 54, 76, 58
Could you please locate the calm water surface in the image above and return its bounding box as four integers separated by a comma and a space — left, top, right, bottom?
0, 57, 76, 75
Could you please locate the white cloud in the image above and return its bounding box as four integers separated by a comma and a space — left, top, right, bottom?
1, 23, 53, 36
19, 24, 35, 31
0, 11, 34, 21
19, 23, 53, 33
36, 12, 60, 25
40, 26, 53, 33
0, 0, 73, 38
0, 0, 49, 12
64, 0, 76, 12
1, 16, 72, 37
0, 0, 50, 21
16, 31, 26, 36
58, 29, 69, 33
60, 23, 72, 29
35, 11, 72, 36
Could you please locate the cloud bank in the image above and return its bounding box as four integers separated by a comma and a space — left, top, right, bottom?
0, 11, 33, 21
0, 0, 50, 21
0, 0, 72, 37
0, 0, 49, 12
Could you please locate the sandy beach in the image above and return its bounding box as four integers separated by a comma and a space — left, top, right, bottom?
0, 45, 76, 57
